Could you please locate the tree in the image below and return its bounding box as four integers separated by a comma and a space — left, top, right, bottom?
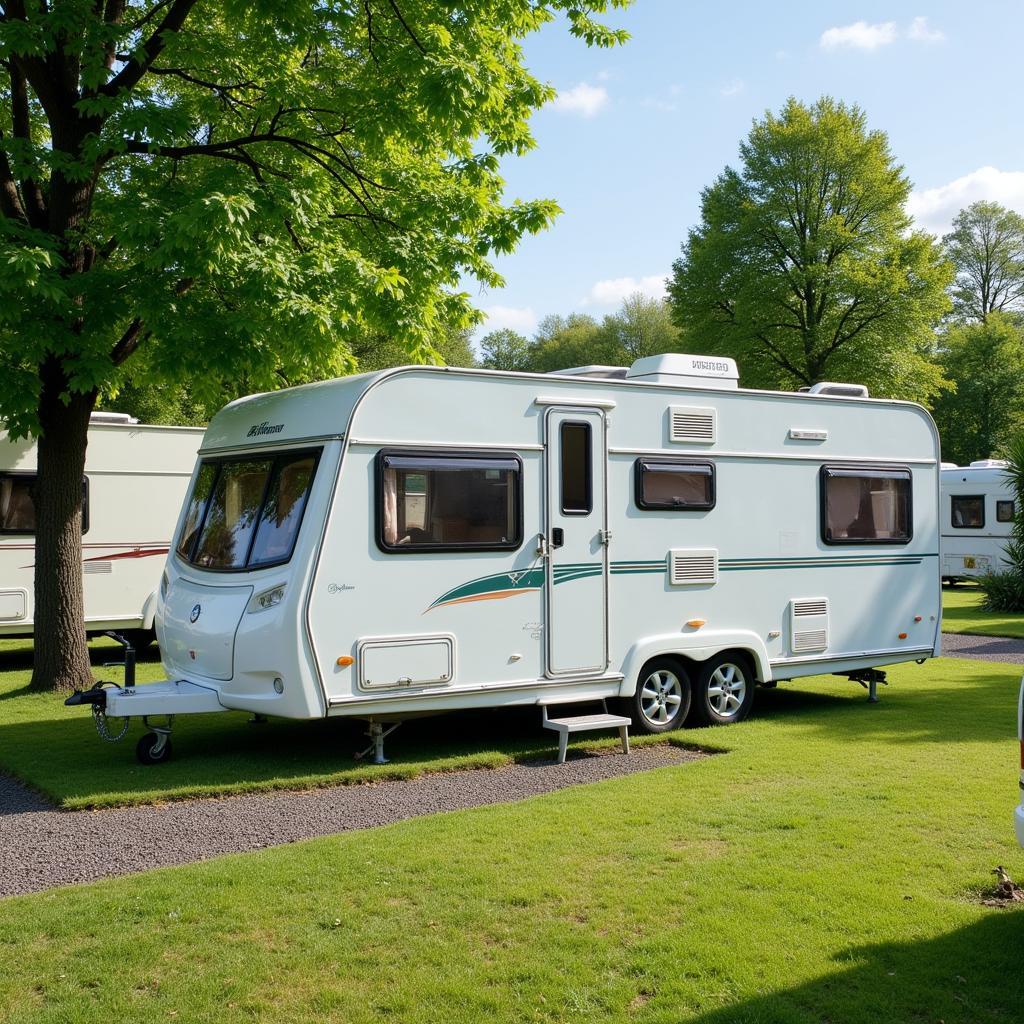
930, 314, 1024, 465
479, 328, 532, 371
942, 201, 1024, 322
599, 292, 679, 362
0, 0, 630, 691
526, 312, 611, 372
667, 97, 952, 400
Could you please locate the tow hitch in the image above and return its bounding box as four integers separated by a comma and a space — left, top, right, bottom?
64, 631, 136, 745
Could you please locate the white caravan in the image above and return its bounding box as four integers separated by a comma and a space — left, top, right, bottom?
67, 356, 943, 763
0, 414, 203, 645
940, 460, 1015, 582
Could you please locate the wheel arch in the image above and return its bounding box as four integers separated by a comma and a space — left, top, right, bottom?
617, 630, 772, 698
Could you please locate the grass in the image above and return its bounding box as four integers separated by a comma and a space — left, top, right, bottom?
942, 583, 1024, 638
1, 655, 1022, 1022
0, 641, 706, 809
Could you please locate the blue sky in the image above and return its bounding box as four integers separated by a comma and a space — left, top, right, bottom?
472, 0, 1024, 340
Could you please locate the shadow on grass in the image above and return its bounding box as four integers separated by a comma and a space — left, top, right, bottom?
0, 638, 163, 676
682, 912, 1023, 1024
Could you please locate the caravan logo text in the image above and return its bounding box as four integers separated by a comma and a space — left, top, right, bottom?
246, 421, 285, 438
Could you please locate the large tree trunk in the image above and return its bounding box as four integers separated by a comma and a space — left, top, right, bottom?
28, 361, 97, 692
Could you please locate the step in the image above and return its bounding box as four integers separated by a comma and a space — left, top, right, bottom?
541, 707, 631, 764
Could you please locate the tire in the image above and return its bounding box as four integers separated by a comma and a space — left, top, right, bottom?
626, 657, 692, 734
690, 653, 755, 727
136, 732, 173, 765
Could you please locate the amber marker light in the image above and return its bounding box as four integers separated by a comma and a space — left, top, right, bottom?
686, 619, 706, 628
898, 632, 908, 639
914, 616, 923, 622
336, 656, 354, 667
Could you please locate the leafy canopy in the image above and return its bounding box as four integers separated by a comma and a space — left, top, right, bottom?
667, 96, 952, 401
0, 0, 630, 435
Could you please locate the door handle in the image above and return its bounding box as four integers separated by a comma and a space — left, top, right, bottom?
551, 528, 564, 548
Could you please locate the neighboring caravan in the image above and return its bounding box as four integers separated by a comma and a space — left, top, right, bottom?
67, 356, 943, 763
1, 414, 203, 645
940, 460, 1014, 583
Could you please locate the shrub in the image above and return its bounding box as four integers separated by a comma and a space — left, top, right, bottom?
978, 433, 1024, 612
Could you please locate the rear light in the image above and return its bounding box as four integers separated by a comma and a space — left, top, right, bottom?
248, 584, 285, 613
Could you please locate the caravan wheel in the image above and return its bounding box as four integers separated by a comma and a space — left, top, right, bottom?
690, 654, 755, 726
629, 658, 691, 734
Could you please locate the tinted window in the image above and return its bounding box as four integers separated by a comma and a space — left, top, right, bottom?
951, 495, 985, 529
179, 450, 320, 570
378, 452, 521, 551
822, 467, 911, 544
635, 459, 714, 511
248, 455, 318, 567
560, 422, 592, 515
997, 499, 1015, 523
0, 474, 89, 535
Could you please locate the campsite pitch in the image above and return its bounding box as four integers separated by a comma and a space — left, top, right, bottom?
0, 655, 1021, 1023
942, 584, 1024, 638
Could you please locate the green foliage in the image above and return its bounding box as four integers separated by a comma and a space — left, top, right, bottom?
479, 328, 533, 371
943, 201, 1024, 322
978, 432, 1024, 612
930, 314, 1024, 464
0, 0, 632, 437
667, 96, 952, 401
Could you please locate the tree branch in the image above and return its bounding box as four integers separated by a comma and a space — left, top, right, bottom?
95, 0, 199, 98
109, 317, 147, 364
8, 58, 47, 227
386, 0, 427, 54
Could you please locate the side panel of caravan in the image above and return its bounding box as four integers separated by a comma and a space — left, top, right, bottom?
940, 466, 1014, 580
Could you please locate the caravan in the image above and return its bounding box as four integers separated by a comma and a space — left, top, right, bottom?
0, 414, 203, 645
940, 460, 1014, 583
67, 356, 943, 763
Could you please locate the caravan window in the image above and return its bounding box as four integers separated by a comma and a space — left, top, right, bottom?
179, 450, 320, 570
377, 450, 521, 551
950, 495, 985, 529
997, 500, 1015, 523
0, 473, 89, 535
635, 459, 715, 511
821, 466, 911, 544
560, 422, 592, 515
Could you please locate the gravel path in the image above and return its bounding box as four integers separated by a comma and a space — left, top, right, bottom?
942, 632, 1024, 664
0, 745, 700, 899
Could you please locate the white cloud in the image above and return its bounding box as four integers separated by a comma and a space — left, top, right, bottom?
908, 167, 1024, 235
581, 274, 667, 307
551, 82, 609, 118
480, 305, 538, 335
720, 78, 745, 98
908, 16, 944, 43
820, 20, 898, 51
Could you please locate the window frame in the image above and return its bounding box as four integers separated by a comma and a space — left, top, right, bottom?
819, 463, 913, 546
997, 499, 1015, 524
633, 457, 716, 512
950, 493, 986, 530
375, 447, 524, 554
559, 421, 593, 516
177, 447, 322, 573
0, 471, 90, 536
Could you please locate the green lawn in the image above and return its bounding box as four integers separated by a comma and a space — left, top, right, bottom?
1, 655, 1022, 1023
943, 584, 1024, 638
0, 642, 706, 809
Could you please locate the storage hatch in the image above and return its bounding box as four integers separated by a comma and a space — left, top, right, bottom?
160, 578, 253, 680
358, 635, 455, 692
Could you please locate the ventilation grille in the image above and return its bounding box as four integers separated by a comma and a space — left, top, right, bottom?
83, 561, 112, 575
669, 405, 716, 444
668, 549, 718, 586
792, 629, 828, 652
788, 597, 828, 653
792, 598, 827, 617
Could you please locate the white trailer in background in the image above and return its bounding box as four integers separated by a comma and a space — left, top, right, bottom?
66, 356, 943, 764
940, 460, 1015, 583
0, 414, 203, 645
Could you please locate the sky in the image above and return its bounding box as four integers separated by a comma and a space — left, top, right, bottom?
471, 0, 1024, 341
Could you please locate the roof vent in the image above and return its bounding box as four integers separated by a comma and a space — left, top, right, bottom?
805, 382, 869, 398
968, 459, 1009, 468
626, 353, 738, 390
90, 411, 139, 425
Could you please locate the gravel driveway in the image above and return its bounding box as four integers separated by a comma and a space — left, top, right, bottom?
942, 632, 1024, 665
0, 744, 701, 899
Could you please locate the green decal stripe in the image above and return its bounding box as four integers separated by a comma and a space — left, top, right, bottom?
429, 568, 545, 608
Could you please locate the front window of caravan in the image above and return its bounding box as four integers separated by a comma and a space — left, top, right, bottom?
821, 466, 912, 544
378, 451, 521, 551
177, 451, 320, 570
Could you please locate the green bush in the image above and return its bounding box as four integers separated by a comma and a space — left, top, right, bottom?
977, 569, 1024, 612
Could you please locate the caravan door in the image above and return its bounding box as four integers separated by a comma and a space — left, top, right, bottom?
543, 407, 609, 676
